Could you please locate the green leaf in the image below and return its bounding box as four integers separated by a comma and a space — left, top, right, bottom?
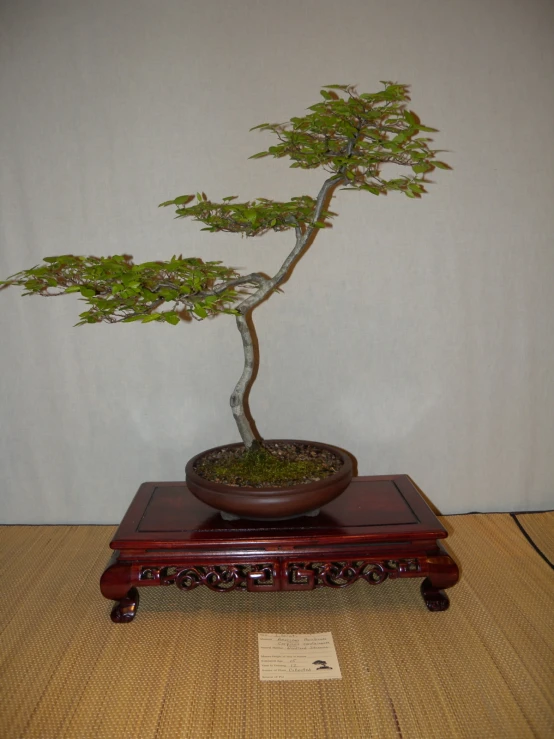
80, 287, 95, 298
64, 285, 81, 293
392, 133, 409, 144
412, 164, 431, 174
173, 195, 194, 205
249, 152, 269, 159
141, 314, 159, 323
193, 305, 207, 319
432, 161, 450, 170
163, 312, 180, 325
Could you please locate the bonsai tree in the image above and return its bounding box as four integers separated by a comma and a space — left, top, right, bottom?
2, 83, 447, 460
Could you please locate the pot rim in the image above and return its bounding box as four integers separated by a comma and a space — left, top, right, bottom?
185, 439, 352, 498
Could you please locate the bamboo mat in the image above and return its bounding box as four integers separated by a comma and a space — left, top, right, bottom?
1, 514, 553, 739
515, 511, 554, 563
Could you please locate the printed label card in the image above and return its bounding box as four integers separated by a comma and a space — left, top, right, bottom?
258, 632, 342, 682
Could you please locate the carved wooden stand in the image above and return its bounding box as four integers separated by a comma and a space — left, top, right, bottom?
101, 475, 459, 622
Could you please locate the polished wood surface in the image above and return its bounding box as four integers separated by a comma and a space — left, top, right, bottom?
111, 475, 447, 549
101, 476, 458, 622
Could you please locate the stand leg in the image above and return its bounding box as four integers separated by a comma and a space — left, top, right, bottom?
100, 552, 140, 623
109, 587, 140, 623
420, 548, 459, 612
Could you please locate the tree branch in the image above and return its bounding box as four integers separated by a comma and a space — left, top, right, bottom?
194, 272, 269, 300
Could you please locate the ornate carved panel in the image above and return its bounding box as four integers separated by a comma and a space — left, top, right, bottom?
284, 559, 422, 589
137, 558, 423, 593
138, 563, 280, 592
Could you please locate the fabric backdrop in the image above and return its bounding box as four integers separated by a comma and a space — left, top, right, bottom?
1, 0, 553, 523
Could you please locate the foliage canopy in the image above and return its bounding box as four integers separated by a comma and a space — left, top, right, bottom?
2, 83, 448, 326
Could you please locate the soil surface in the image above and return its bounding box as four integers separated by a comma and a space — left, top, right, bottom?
193, 441, 343, 488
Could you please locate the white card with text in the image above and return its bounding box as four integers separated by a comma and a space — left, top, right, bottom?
258, 632, 342, 681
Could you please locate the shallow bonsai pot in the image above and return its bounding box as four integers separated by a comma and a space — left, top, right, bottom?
185, 439, 353, 521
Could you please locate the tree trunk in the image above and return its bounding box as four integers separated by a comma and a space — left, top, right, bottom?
230, 312, 258, 448
229, 175, 345, 448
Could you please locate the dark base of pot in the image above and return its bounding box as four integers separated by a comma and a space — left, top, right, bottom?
220, 507, 321, 522
186, 439, 353, 521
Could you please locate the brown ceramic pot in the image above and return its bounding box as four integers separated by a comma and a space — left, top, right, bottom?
185, 439, 353, 520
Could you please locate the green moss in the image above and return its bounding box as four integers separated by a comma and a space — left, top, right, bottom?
196, 443, 339, 487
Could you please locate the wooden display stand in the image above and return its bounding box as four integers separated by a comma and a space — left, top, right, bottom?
100, 475, 459, 622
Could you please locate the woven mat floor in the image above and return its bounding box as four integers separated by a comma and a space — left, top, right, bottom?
516, 510, 554, 563
1, 513, 553, 739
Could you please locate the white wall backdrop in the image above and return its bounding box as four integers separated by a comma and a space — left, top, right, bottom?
1, 0, 553, 523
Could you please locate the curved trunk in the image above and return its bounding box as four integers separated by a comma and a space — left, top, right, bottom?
230, 175, 345, 448
230, 313, 258, 448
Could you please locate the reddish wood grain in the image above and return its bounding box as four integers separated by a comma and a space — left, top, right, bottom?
111, 476, 447, 550
100, 476, 459, 621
